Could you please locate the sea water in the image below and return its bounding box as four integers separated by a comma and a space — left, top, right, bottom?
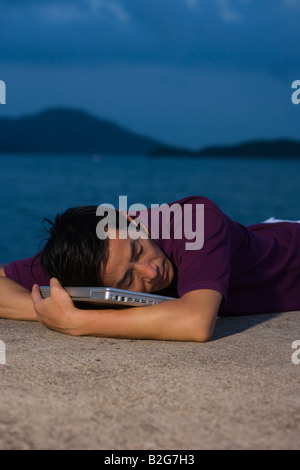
1, 153, 300, 263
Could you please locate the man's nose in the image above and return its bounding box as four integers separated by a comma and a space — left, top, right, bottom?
135, 261, 158, 281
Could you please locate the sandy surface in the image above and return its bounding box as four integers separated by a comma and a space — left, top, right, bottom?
0, 310, 299, 450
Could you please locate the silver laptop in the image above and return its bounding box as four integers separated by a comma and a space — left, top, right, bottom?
40, 286, 175, 308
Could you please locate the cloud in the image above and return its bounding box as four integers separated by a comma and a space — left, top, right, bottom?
87, 0, 130, 22
1, 0, 130, 23
1, 0, 299, 148
0, 0, 299, 79
216, 0, 244, 22
37, 3, 84, 22
184, 0, 198, 9
285, 0, 300, 9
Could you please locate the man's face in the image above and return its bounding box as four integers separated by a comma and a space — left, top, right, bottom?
100, 234, 174, 293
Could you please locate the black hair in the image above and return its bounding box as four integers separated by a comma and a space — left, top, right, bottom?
40, 206, 109, 286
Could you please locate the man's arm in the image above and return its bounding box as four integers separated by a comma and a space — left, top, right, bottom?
32, 278, 222, 342
0, 268, 37, 321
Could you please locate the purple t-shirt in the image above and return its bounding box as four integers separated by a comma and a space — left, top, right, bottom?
4, 196, 300, 315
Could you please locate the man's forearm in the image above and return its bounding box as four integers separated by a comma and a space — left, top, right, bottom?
31, 279, 222, 341
73, 296, 217, 342
76, 303, 199, 341
0, 274, 37, 321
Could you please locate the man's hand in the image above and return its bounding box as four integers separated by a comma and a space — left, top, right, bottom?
32, 280, 221, 341
31, 278, 84, 335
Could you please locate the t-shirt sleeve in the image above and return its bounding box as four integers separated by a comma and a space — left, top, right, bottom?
172, 199, 231, 299
4, 255, 50, 291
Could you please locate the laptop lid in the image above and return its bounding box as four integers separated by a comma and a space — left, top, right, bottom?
40, 286, 176, 308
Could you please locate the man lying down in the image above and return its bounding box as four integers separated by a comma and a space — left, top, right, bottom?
0, 196, 300, 342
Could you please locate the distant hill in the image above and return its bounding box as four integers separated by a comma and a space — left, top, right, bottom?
150, 138, 300, 158
196, 139, 300, 158
1, 107, 299, 158
0, 107, 164, 155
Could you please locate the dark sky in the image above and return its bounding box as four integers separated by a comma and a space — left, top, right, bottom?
0, 0, 299, 148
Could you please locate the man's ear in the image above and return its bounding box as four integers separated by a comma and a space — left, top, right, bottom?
118, 210, 150, 239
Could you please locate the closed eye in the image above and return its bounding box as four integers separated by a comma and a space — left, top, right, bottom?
136, 241, 144, 259
121, 271, 133, 290
116, 240, 144, 289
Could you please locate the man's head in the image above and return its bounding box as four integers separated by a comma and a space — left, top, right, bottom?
40, 206, 174, 293
40, 206, 108, 287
